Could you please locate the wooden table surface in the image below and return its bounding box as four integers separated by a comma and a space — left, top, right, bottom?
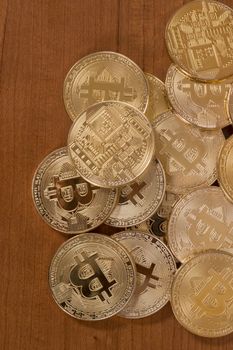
1, 0, 233, 349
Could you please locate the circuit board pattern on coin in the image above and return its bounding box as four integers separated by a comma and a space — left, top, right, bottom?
152, 111, 224, 194
113, 231, 176, 318
166, 64, 232, 129
64, 51, 149, 120
145, 73, 171, 123
49, 233, 136, 320
68, 101, 155, 188
168, 187, 233, 263
171, 250, 233, 337
32, 148, 118, 233
105, 158, 165, 227
165, 0, 233, 81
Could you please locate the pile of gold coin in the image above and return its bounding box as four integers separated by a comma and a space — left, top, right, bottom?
32, 0, 233, 338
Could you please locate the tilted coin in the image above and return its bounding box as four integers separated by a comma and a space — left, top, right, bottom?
112, 231, 176, 318
171, 250, 233, 337
218, 135, 233, 203
49, 233, 136, 321
152, 110, 224, 194
166, 64, 232, 129
168, 187, 233, 263
32, 147, 118, 234
63, 51, 149, 120
145, 73, 170, 123
165, 0, 233, 81
105, 158, 165, 227
68, 101, 155, 188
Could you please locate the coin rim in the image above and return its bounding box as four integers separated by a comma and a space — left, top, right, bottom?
32, 147, 119, 234
67, 100, 155, 188
48, 232, 137, 321
217, 134, 233, 203
171, 249, 233, 337
112, 230, 177, 319
165, 0, 233, 82
63, 51, 149, 120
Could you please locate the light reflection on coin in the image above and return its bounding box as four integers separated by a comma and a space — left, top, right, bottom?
165, 0, 233, 81
63, 51, 149, 120
171, 250, 233, 337
32, 148, 118, 234
112, 231, 176, 318
166, 64, 232, 129
145, 73, 170, 123
218, 135, 233, 203
68, 101, 154, 188
228, 85, 233, 123
49, 233, 136, 321
152, 111, 224, 194
105, 158, 165, 227
168, 187, 233, 263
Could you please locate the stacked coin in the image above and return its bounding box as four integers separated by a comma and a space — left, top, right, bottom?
32, 0, 233, 338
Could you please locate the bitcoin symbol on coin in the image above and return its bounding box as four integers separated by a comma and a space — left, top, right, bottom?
119, 182, 147, 205
70, 252, 117, 302
159, 126, 206, 174
191, 268, 233, 317
136, 263, 159, 294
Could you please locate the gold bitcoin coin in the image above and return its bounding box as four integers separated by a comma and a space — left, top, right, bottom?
168, 187, 233, 263
112, 231, 176, 318
165, 0, 233, 81
145, 73, 170, 123
156, 191, 180, 219
32, 148, 118, 234
218, 135, 233, 203
152, 111, 224, 194
105, 158, 165, 227
166, 64, 232, 129
49, 233, 136, 321
68, 101, 155, 188
171, 250, 233, 337
63, 51, 149, 120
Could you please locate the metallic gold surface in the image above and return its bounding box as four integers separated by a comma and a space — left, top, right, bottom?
68, 101, 155, 188
63, 51, 149, 120
218, 135, 233, 203
168, 187, 233, 263
228, 85, 233, 123
105, 158, 165, 227
171, 250, 233, 337
145, 73, 170, 123
152, 111, 224, 194
32, 148, 118, 234
49, 233, 136, 321
112, 231, 176, 318
165, 0, 233, 81
166, 64, 232, 129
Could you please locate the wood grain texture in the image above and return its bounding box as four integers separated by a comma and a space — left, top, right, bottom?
1, 0, 233, 349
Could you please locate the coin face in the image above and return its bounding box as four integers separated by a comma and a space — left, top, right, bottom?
32, 148, 118, 234
49, 233, 136, 321
166, 64, 232, 129
105, 158, 165, 227
171, 250, 233, 337
168, 187, 233, 263
145, 73, 170, 123
165, 0, 233, 81
68, 101, 155, 188
112, 231, 176, 318
152, 111, 224, 194
63, 51, 149, 120
218, 135, 233, 203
